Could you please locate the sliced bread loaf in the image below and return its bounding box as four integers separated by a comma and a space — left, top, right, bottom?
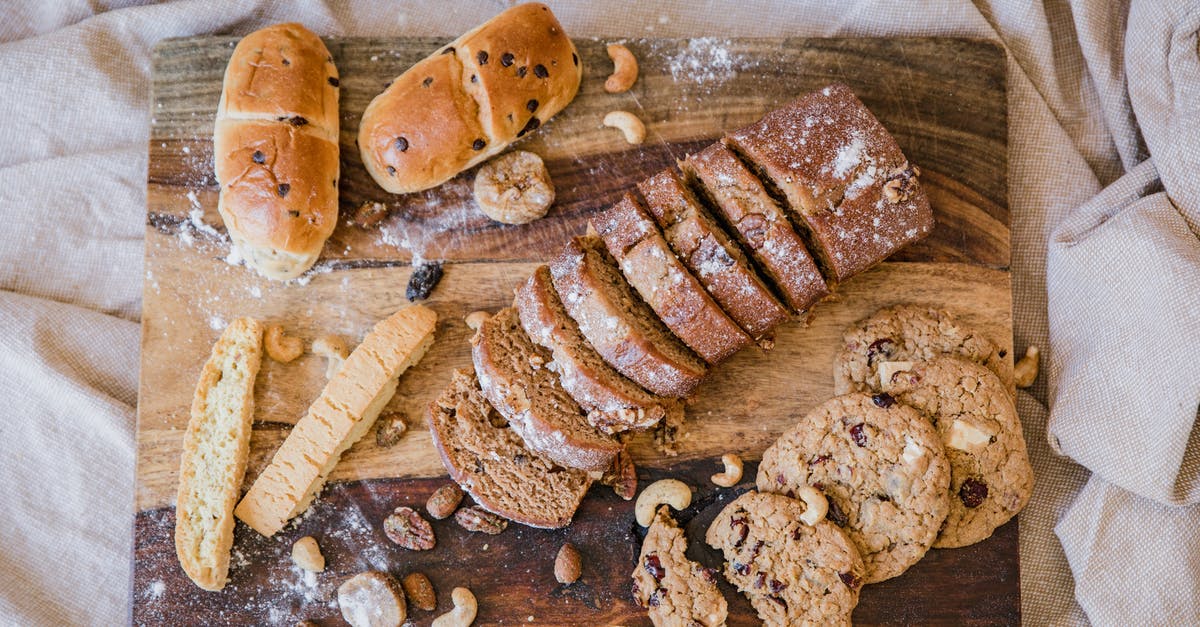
637, 168, 789, 340
550, 235, 707, 398
428, 369, 592, 529
471, 307, 622, 472
592, 193, 752, 363
683, 141, 829, 312
515, 264, 677, 434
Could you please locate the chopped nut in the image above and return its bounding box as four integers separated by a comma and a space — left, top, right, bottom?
264, 325, 303, 363
426, 483, 465, 520
374, 412, 407, 447
291, 536, 324, 572
402, 572, 437, 612
554, 543, 582, 584
454, 506, 508, 534
1013, 346, 1039, 388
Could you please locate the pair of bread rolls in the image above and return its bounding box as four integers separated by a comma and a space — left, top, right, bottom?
214, 5, 580, 280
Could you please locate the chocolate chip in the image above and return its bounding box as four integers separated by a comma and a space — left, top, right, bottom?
472, 138, 486, 151
422, 76, 433, 87
998, 349, 1008, 358
477, 50, 488, 65
288, 210, 300, 217
839, 571, 862, 590
500, 52, 514, 67
516, 66, 527, 78
850, 423, 867, 447
643, 554, 665, 581
406, 261, 444, 301
872, 393, 896, 408
288, 116, 308, 126
470, 74, 477, 83
327, 76, 339, 87
959, 478, 988, 508
572, 52, 579, 66
251, 150, 264, 164
386, 166, 396, 175
516, 116, 540, 137
526, 99, 538, 112
277, 183, 290, 198
441, 46, 455, 55
395, 137, 409, 152
281, 58, 290, 66
533, 64, 548, 78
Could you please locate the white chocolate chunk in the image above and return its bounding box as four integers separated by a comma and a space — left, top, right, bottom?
946, 419, 996, 452
901, 436, 925, 464
877, 361, 914, 390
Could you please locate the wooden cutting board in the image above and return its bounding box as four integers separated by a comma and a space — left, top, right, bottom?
133, 36, 1013, 625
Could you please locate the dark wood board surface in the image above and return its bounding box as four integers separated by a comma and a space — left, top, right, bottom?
134, 35, 1013, 625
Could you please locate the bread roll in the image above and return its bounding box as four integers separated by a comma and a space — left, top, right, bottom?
359, 3, 581, 194
214, 23, 340, 280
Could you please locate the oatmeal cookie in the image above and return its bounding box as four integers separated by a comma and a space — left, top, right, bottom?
632, 506, 728, 627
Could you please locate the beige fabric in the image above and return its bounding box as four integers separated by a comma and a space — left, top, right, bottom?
0, 1, 1193, 625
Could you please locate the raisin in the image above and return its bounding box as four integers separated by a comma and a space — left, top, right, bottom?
643, 554, 665, 581
526, 99, 539, 112
730, 516, 749, 547
534, 64, 549, 78
769, 579, 787, 594
251, 150, 265, 164
422, 76, 433, 87
809, 454, 831, 465
406, 261, 443, 301
441, 46, 455, 55
500, 52, 515, 67
647, 588, 663, 608
850, 423, 867, 447
327, 76, 339, 87
839, 571, 862, 590
701, 567, 719, 583
394, 137, 409, 152
572, 52, 579, 66
472, 138, 486, 151
827, 499, 848, 527
477, 50, 488, 65
470, 74, 478, 83
872, 393, 896, 408
999, 349, 1008, 358
768, 596, 788, 610
281, 58, 290, 66
288, 116, 308, 126
288, 210, 300, 218
732, 561, 750, 576
516, 66, 528, 78
866, 338, 895, 364
519, 117, 541, 137
277, 183, 290, 198
959, 478, 989, 508
386, 166, 396, 176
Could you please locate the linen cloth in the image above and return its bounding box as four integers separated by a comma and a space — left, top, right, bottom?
0, 1, 1194, 625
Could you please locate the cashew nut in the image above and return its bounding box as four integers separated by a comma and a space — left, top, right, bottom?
1013, 346, 1039, 388
291, 536, 325, 572
604, 44, 638, 93
264, 324, 303, 363
465, 311, 491, 332
710, 453, 743, 487
795, 485, 829, 526
312, 334, 350, 379
603, 111, 646, 145
431, 586, 477, 627
635, 479, 692, 526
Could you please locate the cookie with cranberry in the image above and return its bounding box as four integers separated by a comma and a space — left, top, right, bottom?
886, 357, 1033, 548
706, 491, 865, 626
632, 506, 728, 627
833, 304, 1013, 395
756, 393, 950, 582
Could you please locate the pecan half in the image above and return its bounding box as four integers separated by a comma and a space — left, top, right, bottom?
454, 506, 508, 535
383, 506, 435, 550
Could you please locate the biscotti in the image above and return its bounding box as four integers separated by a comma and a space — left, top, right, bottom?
593, 193, 752, 363
683, 141, 829, 312
358, 3, 581, 194
214, 23, 340, 280
428, 370, 592, 528
471, 307, 621, 472
726, 82, 933, 283
235, 305, 437, 537
632, 507, 728, 626
175, 317, 264, 591
550, 235, 707, 398
638, 168, 789, 340
515, 265, 674, 433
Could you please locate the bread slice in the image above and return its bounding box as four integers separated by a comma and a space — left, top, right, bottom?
550, 235, 707, 398
593, 193, 752, 364
471, 307, 622, 471
683, 141, 829, 312
516, 265, 676, 433
428, 370, 592, 528
175, 317, 264, 591
638, 168, 789, 340
234, 305, 437, 537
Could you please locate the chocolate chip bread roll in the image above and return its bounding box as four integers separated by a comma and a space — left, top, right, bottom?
214, 23, 340, 280
359, 3, 582, 194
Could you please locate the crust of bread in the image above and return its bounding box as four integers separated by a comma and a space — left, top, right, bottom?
175, 318, 264, 591
234, 305, 437, 537
358, 3, 581, 194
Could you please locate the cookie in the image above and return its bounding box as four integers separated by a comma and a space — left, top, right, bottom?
756, 393, 951, 582
833, 304, 1012, 395
632, 507, 728, 627
707, 491, 865, 626
887, 357, 1033, 548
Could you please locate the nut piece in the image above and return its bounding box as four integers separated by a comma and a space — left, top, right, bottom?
710, 453, 743, 488
464, 310, 491, 332
796, 485, 829, 526
426, 483, 465, 520
431, 587, 477, 627
352, 201, 389, 228
374, 411, 408, 447
604, 43, 638, 93
384, 506, 436, 550
454, 506, 508, 535
603, 110, 646, 145
401, 572, 437, 612
264, 325, 303, 363
1013, 345, 1039, 388
337, 571, 407, 627
600, 447, 637, 500
946, 419, 997, 453
554, 543, 582, 584
634, 479, 692, 527
473, 150, 555, 225
291, 536, 325, 572
312, 334, 350, 379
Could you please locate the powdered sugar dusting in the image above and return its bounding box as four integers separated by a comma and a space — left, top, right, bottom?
831, 134, 867, 178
